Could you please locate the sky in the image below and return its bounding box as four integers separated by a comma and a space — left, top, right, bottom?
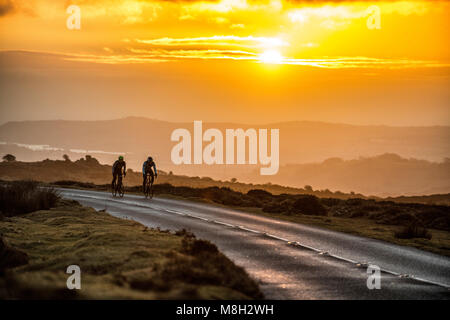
0, 0, 449, 125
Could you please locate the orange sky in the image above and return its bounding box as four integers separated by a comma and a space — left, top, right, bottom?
0, 0, 449, 125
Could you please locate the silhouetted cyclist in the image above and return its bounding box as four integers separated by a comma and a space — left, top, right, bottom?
142, 156, 157, 191
112, 156, 126, 188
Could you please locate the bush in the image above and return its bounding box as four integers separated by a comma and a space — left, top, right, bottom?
350, 210, 366, 218
320, 198, 342, 207
262, 199, 294, 214
201, 187, 244, 206
395, 222, 432, 240
163, 235, 263, 299
181, 237, 218, 255
361, 204, 380, 212
2, 154, 16, 162
345, 198, 365, 206
415, 207, 450, 230
0, 181, 60, 216
247, 189, 273, 201
380, 212, 417, 226
291, 195, 328, 216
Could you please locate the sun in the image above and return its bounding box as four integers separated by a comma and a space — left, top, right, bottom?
258, 50, 284, 64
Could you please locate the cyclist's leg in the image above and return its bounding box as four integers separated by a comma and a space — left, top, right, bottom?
143, 174, 147, 191
116, 174, 122, 196
112, 173, 117, 188
150, 172, 155, 186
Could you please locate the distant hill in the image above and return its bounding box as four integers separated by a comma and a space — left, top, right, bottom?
247, 154, 450, 197
0, 117, 448, 196
0, 116, 448, 168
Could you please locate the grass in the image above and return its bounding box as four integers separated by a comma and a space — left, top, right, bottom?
0, 199, 263, 299
0, 180, 60, 217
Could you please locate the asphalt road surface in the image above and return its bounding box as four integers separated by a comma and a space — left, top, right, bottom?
60, 188, 450, 299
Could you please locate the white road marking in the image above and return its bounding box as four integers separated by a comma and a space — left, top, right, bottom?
61, 190, 450, 290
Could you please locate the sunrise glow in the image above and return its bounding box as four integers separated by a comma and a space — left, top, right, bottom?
259, 50, 284, 64
0, 0, 449, 125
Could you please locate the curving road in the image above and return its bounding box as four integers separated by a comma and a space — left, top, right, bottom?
60, 188, 450, 300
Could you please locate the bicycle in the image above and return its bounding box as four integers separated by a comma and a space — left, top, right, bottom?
144, 173, 155, 199
112, 174, 125, 198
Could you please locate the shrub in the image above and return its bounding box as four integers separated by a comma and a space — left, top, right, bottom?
262, 199, 294, 214
345, 198, 365, 206
380, 212, 417, 226
162, 235, 263, 299
2, 154, 16, 162
290, 195, 328, 216
181, 237, 218, 255
415, 207, 450, 231
0, 181, 60, 217
395, 222, 432, 240
381, 207, 403, 216
350, 210, 366, 218
320, 198, 342, 207
246, 189, 273, 201
361, 204, 380, 212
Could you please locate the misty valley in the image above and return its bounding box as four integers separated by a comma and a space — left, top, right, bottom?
170, 121, 280, 175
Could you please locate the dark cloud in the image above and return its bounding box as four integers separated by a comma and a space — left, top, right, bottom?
0, 0, 15, 17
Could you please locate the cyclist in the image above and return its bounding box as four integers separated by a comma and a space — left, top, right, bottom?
142, 156, 157, 192
112, 156, 127, 189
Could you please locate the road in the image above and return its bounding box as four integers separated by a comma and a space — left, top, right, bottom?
60, 188, 450, 299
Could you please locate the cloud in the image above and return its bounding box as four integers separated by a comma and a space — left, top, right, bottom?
3, 49, 449, 69
230, 23, 245, 29
134, 36, 289, 48
209, 16, 229, 23
127, 47, 257, 60
0, 0, 15, 16
281, 57, 450, 69
68, 50, 450, 69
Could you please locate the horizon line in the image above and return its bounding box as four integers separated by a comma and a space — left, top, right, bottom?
1, 116, 450, 129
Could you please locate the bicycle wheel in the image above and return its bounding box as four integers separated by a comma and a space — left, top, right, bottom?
149, 182, 154, 199
119, 184, 124, 197
117, 176, 124, 198
112, 182, 117, 197
144, 174, 152, 199
144, 182, 150, 199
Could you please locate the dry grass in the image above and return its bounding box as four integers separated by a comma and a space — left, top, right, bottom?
0, 200, 262, 300
0, 181, 60, 217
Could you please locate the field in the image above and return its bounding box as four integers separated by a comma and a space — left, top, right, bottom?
0, 182, 262, 299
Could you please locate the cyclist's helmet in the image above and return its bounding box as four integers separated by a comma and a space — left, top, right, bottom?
148, 157, 153, 161
119, 156, 124, 161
